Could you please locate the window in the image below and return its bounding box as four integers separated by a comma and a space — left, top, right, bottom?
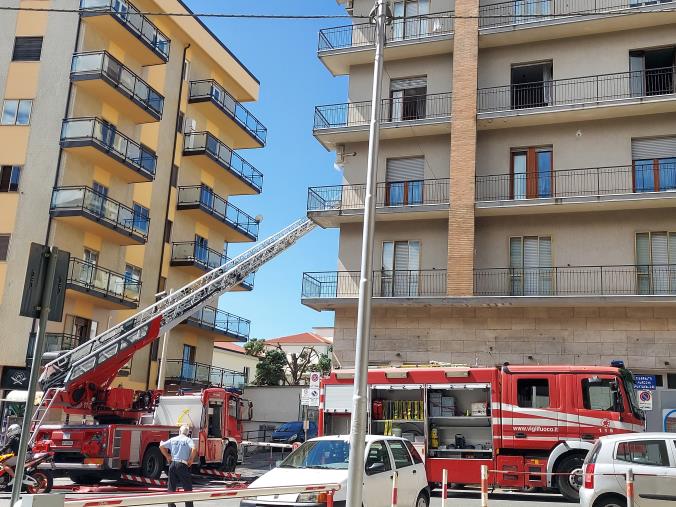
194, 234, 208, 262
511, 62, 553, 109
181, 344, 196, 379
365, 441, 392, 475
404, 440, 424, 464
0, 165, 21, 192
207, 402, 222, 438
0, 234, 9, 260
163, 219, 173, 244
392, 0, 430, 40
389, 77, 427, 121
385, 157, 424, 206
124, 264, 142, 283
388, 440, 413, 468
170, 164, 179, 188
635, 232, 676, 295
12, 37, 43, 61
582, 378, 616, 411
381, 240, 420, 296
513, 0, 552, 23
629, 47, 675, 97
631, 137, 676, 192
517, 378, 550, 408
176, 111, 185, 134
510, 236, 552, 295
616, 440, 670, 467
1, 100, 33, 125
511, 147, 553, 199
668, 373, 676, 389
182, 59, 190, 81
132, 203, 149, 234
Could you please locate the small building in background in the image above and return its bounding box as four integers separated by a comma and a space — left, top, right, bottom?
212, 342, 259, 386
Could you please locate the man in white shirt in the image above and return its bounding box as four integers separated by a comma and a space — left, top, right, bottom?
160, 425, 198, 507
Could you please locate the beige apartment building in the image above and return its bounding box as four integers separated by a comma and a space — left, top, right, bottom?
304, 0, 676, 385
0, 0, 264, 398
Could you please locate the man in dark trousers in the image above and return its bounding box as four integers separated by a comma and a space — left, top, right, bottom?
160, 425, 198, 507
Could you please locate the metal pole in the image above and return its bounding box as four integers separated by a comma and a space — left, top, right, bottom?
480, 464, 489, 507
626, 468, 634, 507
157, 288, 174, 389
10, 246, 59, 506
346, 2, 387, 507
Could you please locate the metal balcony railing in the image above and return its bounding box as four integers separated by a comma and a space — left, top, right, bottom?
475, 164, 676, 201
171, 241, 228, 271
71, 51, 164, 118
308, 178, 450, 212
177, 186, 259, 240
478, 67, 676, 114
61, 118, 157, 178
479, 0, 676, 30
79, 0, 170, 61
164, 359, 246, 389
318, 11, 454, 51
314, 92, 452, 130
67, 258, 141, 304
51, 186, 150, 240
185, 306, 251, 340
474, 265, 676, 296
189, 80, 267, 146
45, 333, 86, 353
302, 270, 447, 298
183, 132, 263, 193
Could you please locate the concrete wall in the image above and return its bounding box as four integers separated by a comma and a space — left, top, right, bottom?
242, 386, 304, 434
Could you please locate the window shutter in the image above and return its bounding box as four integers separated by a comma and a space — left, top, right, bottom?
12, 37, 43, 61
510, 237, 523, 268
386, 157, 424, 181
651, 232, 669, 265
390, 77, 427, 91
523, 237, 540, 268
394, 241, 410, 271
636, 233, 650, 265
632, 137, 676, 160
408, 241, 420, 271
539, 237, 552, 267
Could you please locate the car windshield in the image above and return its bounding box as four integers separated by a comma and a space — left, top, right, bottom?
620, 371, 645, 420
279, 440, 350, 470
276, 423, 299, 432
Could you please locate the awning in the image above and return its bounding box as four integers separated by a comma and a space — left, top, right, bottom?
0, 390, 43, 405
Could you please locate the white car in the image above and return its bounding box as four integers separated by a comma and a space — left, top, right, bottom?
580, 432, 676, 507
240, 435, 429, 507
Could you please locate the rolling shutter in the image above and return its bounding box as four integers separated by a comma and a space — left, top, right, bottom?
390, 77, 427, 91
12, 37, 43, 61
386, 157, 424, 182
632, 137, 676, 160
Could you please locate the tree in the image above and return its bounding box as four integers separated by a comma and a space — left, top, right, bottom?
279, 345, 332, 385
245, 339, 333, 386
244, 338, 266, 358
252, 349, 286, 386
311, 354, 332, 377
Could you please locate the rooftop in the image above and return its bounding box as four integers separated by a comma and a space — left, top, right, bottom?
214, 342, 248, 355
266, 332, 333, 346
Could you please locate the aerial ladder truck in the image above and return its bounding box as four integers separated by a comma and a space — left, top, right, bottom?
30, 218, 316, 484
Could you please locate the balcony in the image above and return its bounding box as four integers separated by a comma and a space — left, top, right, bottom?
477, 67, 676, 129
318, 12, 455, 75
45, 333, 85, 353
188, 80, 267, 148
314, 92, 452, 149
79, 0, 170, 65
51, 186, 149, 245
61, 118, 157, 183
71, 51, 164, 123
164, 360, 246, 392
66, 258, 141, 309
181, 306, 251, 341
475, 164, 676, 215
307, 178, 450, 227
176, 186, 258, 242
182, 132, 263, 195
479, 0, 676, 48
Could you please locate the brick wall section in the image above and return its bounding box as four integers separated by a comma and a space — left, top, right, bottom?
448, 0, 480, 296
333, 306, 676, 369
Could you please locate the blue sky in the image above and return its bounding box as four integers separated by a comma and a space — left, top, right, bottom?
187, 1, 349, 340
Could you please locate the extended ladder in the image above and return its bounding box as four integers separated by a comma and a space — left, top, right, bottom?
39, 218, 316, 393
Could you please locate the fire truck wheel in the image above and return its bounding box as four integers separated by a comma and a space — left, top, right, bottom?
415, 491, 429, 507
555, 454, 584, 503
142, 446, 166, 479
67, 473, 102, 485
220, 445, 237, 472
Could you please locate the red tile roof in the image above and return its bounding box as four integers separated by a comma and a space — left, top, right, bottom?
265, 332, 332, 346
214, 342, 247, 354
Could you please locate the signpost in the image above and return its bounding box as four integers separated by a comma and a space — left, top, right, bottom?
638, 390, 653, 411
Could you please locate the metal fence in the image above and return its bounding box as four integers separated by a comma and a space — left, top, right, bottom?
314, 92, 452, 130
478, 66, 676, 113
44, 333, 85, 353
164, 359, 246, 389
67, 258, 141, 304
171, 241, 228, 271
302, 270, 448, 298
186, 306, 251, 340
318, 11, 454, 51
308, 178, 450, 212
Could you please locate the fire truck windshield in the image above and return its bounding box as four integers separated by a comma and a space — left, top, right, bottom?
620, 371, 644, 420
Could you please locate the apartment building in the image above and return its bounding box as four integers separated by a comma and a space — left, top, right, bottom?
0, 0, 265, 397
304, 0, 676, 383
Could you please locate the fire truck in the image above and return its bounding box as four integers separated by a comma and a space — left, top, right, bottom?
319, 363, 644, 501
30, 219, 316, 484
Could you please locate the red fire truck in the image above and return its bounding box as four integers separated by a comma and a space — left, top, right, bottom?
319, 363, 644, 501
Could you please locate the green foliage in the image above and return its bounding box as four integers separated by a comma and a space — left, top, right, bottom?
253, 349, 286, 386
311, 354, 332, 377
244, 338, 266, 358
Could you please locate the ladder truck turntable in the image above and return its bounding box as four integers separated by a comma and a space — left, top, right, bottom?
319, 363, 644, 502
31, 219, 316, 484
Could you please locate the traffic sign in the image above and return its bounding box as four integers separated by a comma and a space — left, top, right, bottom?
634, 375, 657, 390
309, 372, 321, 389
638, 390, 653, 411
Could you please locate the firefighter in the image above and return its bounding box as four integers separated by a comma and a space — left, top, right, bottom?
160, 425, 198, 507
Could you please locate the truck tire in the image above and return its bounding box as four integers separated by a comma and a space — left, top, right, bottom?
67, 473, 102, 485
556, 454, 584, 503
220, 445, 237, 472
141, 446, 166, 479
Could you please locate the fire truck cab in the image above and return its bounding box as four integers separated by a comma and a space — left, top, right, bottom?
319, 363, 644, 502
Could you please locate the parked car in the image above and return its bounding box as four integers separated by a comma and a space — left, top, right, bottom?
271, 421, 318, 444
241, 435, 429, 507
580, 432, 676, 507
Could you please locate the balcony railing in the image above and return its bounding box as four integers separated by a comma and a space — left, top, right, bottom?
71, 51, 164, 119
171, 241, 228, 271
478, 67, 676, 114
308, 178, 450, 212
45, 333, 86, 353
314, 92, 452, 130
79, 0, 170, 61
51, 186, 150, 240
185, 306, 251, 340
302, 270, 447, 298
61, 118, 157, 179
177, 186, 259, 240
474, 265, 676, 296
475, 164, 676, 202
318, 11, 454, 51
188, 80, 267, 146
164, 359, 246, 389
67, 258, 141, 304
479, 0, 676, 30
183, 132, 263, 193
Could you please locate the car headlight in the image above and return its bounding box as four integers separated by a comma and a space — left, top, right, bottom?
297, 492, 328, 504
287, 434, 298, 442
